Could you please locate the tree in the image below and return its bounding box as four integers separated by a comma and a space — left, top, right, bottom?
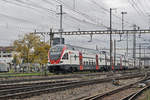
13, 33, 50, 72
12, 53, 20, 72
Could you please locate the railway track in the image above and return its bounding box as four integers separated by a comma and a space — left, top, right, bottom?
80, 75, 149, 100
122, 83, 150, 100
0, 74, 82, 84
0, 71, 140, 84
0, 73, 146, 99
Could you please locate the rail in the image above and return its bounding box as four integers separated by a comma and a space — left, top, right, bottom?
128, 84, 150, 100
80, 74, 148, 100
0, 73, 145, 99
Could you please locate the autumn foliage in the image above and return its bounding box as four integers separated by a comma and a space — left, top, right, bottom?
13, 33, 50, 66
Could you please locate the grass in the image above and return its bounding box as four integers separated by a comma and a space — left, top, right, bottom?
73, 71, 97, 74
138, 89, 150, 100
0, 72, 54, 77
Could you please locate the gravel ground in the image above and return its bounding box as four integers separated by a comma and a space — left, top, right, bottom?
21, 78, 141, 100
101, 88, 140, 100
1, 74, 107, 85
137, 88, 150, 100
0, 73, 107, 83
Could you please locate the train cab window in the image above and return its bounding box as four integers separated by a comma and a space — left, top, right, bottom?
62, 53, 68, 60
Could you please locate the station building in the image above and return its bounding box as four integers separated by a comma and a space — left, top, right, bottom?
53, 38, 65, 46
0, 46, 13, 64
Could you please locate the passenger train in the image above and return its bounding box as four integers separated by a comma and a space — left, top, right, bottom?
48, 44, 140, 73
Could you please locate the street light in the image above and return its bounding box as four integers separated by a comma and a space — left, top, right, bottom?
121, 12, 127, 31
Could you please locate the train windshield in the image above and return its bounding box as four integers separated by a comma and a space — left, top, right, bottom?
49, 45, 64, 60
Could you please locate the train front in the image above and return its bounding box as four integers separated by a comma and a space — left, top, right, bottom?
48, 45, 66, 72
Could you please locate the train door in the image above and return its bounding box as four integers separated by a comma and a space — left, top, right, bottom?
105, 54, 107, 68
68, 51, 72, 64
79, 52, 83, 70
112, 57, 114, 70
96, 54, 99, 70
120, 56, 122, 70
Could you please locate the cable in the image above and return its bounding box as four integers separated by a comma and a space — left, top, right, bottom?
14, 0, 56, 13
89, 0, 133, 26
52, 0, 109, 28
2, 0, 105, 30
130, 0, 146, 16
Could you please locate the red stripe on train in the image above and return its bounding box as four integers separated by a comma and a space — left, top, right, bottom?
112, 58, 114, 70
79, 52, 83, 70
96, 54, 99, 70
120, 56, 122, 70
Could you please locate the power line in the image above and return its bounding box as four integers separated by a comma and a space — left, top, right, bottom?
129, 0, 147, 18
52, 0, 108, 28
89, 0, 133, 26
4, 0, 106, 30
1, 0, 44, 14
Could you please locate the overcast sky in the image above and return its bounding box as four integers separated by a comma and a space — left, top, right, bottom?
0, 0, 150, 56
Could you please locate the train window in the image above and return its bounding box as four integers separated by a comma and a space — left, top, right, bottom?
99, 58, 102, 62
62, 53, 68, 60
92, 62, 94, 65
7, 55, 12, 57
86, 61, 88, 65
89, 62, 91, 65
74, 55, 77, 60
3, 55, 7, 57
84, 61, 86, 65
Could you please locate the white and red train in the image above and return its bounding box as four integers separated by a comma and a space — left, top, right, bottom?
48, 44, 140, 73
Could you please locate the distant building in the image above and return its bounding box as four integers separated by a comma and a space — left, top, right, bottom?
53, 38, 65, 46
0, 46, 13, 64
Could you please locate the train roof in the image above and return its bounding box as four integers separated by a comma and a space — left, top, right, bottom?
51, 44, 100, 54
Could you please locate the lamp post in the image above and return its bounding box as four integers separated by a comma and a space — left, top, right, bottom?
121, 12, 127, 31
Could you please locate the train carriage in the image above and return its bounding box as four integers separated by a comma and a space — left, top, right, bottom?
114, 56, 121, 70
128, 58, 135, 69
48, 44, 106, 72
48, 44, 139, 73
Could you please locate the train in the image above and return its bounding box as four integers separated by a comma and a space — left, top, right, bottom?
47, 44, 141, 73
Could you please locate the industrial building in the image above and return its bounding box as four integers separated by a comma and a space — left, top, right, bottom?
0, 46, 13, 64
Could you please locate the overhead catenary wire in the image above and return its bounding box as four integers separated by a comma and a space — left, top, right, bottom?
1, 0, 58, 30
2, 0, 106, 31
128, 0, 148, 23
89, 0, 133, 26
51, 0, 109, 28
0, 0, 149, 50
